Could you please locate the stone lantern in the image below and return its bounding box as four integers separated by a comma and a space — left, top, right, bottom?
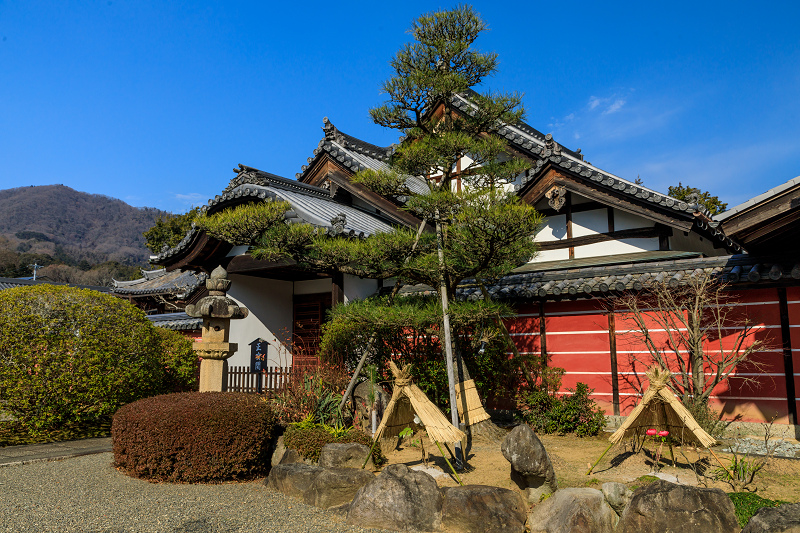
185, 265, 248, 392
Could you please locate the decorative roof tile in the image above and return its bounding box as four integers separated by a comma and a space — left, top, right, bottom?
112, 269, 207, 299
147, 312, 202, 331
151, 166, 396, 265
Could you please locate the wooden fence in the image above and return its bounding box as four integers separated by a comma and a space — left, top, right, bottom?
226, 365, 295, 393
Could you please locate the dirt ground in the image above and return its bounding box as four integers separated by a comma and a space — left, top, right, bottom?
380, 429, 800, 503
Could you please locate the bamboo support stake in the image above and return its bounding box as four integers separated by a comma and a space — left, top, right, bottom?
436, 441, 463, 486
362, 438, 379, 470
708, 448, 734, 481
587, 441, 615, 475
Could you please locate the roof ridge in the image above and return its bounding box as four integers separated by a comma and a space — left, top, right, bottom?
225, 164, 330, 199
321, 117, 393, 159
296, 118, 395, 181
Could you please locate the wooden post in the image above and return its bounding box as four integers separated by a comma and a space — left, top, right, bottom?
607, 308, 620, 416
778, 288, 798, 425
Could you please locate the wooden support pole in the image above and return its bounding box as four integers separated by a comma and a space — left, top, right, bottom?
436, 441, 463, 486
587, 441, 615, 475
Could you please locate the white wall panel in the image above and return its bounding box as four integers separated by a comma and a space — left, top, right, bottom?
227, 275, 294, 368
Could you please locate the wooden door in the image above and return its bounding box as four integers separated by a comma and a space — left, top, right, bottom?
292, 292, 332, 369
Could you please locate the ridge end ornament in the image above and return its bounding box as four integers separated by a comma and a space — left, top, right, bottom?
330, 213, 347, 235
545, 185, 567, 211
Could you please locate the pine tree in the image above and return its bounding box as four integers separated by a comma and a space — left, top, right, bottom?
199, 7, 542, 454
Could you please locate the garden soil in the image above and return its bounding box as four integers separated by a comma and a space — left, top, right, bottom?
380, 430, 800, 503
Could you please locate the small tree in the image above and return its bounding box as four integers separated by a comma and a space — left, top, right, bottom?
668, 183, 728, 216
144, 207, 200, 254
616, 275, 767, 413
192, 8, 542, 447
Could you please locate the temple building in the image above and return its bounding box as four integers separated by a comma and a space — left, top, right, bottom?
151, 98, 800, 426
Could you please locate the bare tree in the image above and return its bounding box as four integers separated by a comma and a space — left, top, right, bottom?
616, 274, 769, 409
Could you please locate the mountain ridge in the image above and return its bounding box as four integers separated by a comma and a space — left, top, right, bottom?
0, 184, 170, 266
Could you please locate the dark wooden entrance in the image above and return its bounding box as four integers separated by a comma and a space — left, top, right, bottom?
292, 292, 332, 370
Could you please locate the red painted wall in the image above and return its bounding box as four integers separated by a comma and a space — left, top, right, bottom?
506, 288, 796, 424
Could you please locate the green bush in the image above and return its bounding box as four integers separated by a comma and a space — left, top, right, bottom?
728, 492, 788, 528
112, 392, 276, 483
154, 327, 198, 392
517, 382, 606, 436
0, 285, 175, 431
283, 420, 386, 466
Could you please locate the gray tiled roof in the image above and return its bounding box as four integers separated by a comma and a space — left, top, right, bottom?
715, 175, 800, 221
450, 94, 712, 218
297, 118, 429, 196
399, 254, 800, 301
112, 269, 206, 298
151, 166, 395, 264
147, 312, 202, 331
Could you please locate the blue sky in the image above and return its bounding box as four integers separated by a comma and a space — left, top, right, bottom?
1, 1, 799, 214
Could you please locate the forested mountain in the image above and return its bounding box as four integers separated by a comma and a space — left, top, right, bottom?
0, 185, 170, 280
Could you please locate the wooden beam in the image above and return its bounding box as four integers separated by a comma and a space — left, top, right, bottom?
332, 271, 344, 305
537, 226, 670, 251
566, 192, 574, 259
538, 301, 548, 367
537, 200, 608, 218
720, 186, 800, 237
520, 168, 694, 232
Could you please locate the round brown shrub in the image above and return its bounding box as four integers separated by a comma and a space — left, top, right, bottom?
112, 392, 276, 483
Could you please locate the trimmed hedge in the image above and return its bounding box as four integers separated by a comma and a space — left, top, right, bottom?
0, 285, 187, 431
112, 392, 276, 483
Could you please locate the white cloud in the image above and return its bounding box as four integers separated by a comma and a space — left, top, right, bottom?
588, 96, 601, 110
603, 98, 626, 115
174, 192, 206, 204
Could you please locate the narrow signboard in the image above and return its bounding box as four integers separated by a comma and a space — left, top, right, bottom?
249, 338, 268, 393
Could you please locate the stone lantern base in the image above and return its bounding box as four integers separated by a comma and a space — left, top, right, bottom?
194, 342, 238, 392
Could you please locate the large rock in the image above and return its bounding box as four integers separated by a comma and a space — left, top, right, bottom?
270, 435, 287, 467
528, 487, 617, 533
319, 442, 373, 470
347, 463, 443, 532
501, 424, 557, 502
601, 482, 633, 515
303, 467, 375, 510
441, 485, 527, 533
616, 479, 740, 533
743, 502, 800, 533
265, 463, 323, 499
354, 380, 390, 433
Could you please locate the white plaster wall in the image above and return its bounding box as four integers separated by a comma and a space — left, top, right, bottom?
575, 237, 659, 258
533, 248, 571, 262
572, 209, 608, 237
670, 230, 725, 256
343, 274, 378, 302
294, 278, 331, 295
536, 214, 567, 241
614, 209, 654, 230
226, 274, 294, 368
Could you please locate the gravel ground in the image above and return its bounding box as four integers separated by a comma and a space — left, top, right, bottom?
0, 453, 393, 533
